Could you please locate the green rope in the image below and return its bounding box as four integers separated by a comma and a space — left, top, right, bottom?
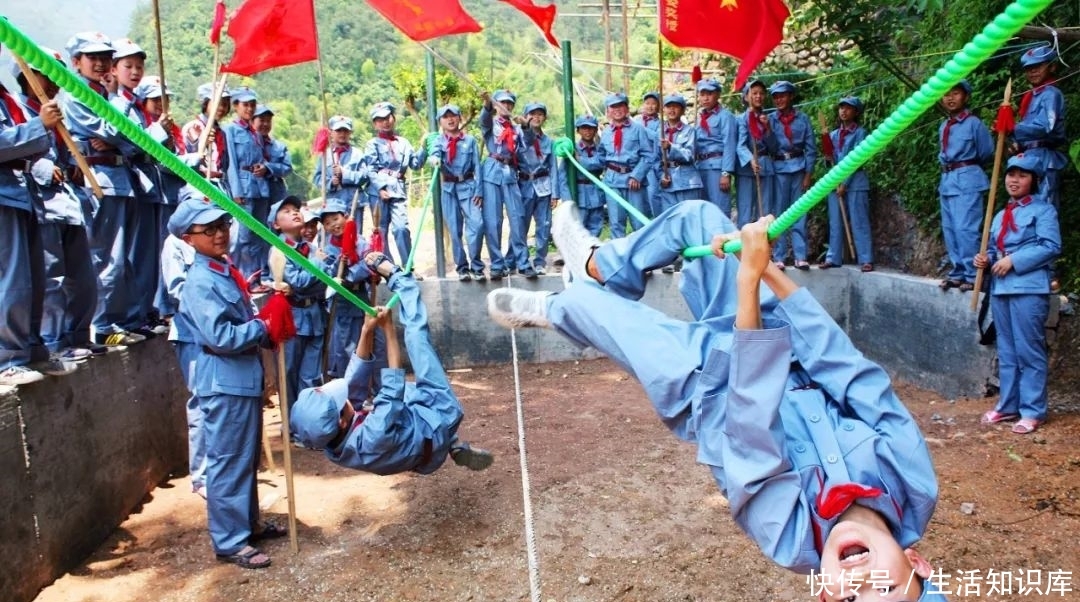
384, 170, 437, 310
679, 0, 1054, 257
0, 18, 378, 315
553, 137, 651, 227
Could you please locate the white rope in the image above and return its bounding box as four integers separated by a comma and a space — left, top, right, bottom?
504, 275, 543, 602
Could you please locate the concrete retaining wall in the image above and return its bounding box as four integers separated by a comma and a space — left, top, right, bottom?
414, 267, 995, 399
1, 339, 188, 602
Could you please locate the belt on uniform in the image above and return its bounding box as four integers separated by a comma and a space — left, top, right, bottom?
695, 151, 723, 161
84, 155, 125, 167
342, 280, 370, 295
667, 159, 694, 167
1021, 140, 1060, 150
0, 159, 30, 171
201, 345, 259, 357
605, 162, 633, 174
241, 165, 259, 172
490, 154, 515, 165
518, 169, 550, 181
288, 297, 318, 308
772, 150, 805, 160
942, 160, 979, 172
441, 170, 475, 183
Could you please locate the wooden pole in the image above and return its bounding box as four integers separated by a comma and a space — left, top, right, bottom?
267, 249, 299, 555
197, 73, 228, 157
748, 113, 765, 220
818, 111, 856, 261
657, 38, 670, 189
620, 0, 630, 94
152, 0, 169, 115
972, 79, 1013, 311
11, 54, 104, 199
602, 0, 612, 90
320, 188, 363, 382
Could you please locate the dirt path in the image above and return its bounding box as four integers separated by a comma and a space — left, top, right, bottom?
33, 359, 1080, 602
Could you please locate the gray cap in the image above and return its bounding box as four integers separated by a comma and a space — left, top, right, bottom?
167, 197, 229, 239
290, 379, 350, 450
65, 31, 113, 58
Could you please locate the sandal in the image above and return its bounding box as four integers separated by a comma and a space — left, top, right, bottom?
794, 260, 810, 271
363, 251, 399, 280
250, 522, 288, 542
1012, 418, 1041, 435
860, 263, 874, 272
818, 261, 839, 270
958, 282, 974, 292
774, 261, 786, 271
939, 279, 961, 290
981, 410, 1019, 425
216, 545, 271, 569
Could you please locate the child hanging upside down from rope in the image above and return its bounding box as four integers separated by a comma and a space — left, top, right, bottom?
290, 252, 493, 474
488, 201, 946, 601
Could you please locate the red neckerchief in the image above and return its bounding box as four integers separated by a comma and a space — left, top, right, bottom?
0, 90, 26, 125
997, 195, 1032, 252
1018, 78, 1057, 120
378, 131, 397, 162
497, 118, 516, 154
288, 237, 310, 258
121, 87, 153, 126
579, 142, 595, 157
332, 144, 349, 165
837, 123, 857, 159
777, 109, 797, 144
85, 77, 107, 98
941, 110, 968, 153
611, 120, 628, 154
665, 121, 682, 142
748, 110, 764, 141
445, 133, 463, 163
699, 107, 713, 135
217, 257, 252, 303
532, 132, 543, 158
641, 114, 657, 125
816, 483, 883, 520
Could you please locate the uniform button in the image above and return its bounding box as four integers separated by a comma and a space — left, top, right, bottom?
843, 423, 855, 431
809, 415, 821, 423
795, 444, 806, 453
827, 454, 838, 463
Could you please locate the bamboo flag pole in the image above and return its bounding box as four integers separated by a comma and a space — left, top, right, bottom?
152, 0, 169, 115
11, 54, 104, 199
971, 78, 1013, 311
657, 38, 671, 189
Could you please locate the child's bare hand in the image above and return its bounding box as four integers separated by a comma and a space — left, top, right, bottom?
738, 216, 775, 277
710, 231, 740, 259
973, 253, 989, 269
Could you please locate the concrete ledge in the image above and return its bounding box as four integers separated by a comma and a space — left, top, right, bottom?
1, 338, 188, 602
411, 267, 994, 399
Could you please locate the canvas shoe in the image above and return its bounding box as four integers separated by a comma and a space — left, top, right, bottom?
551, 202, 600, 283
0, 365, 45, 386
31, 359, 78, 377
487, 289, 552, 329
53, 347, 92, 362
96, 330, 146, 346
450, 442, 494, 471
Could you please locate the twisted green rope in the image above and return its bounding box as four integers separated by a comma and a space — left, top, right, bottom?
553, 137, 651, 227
558, 0, 1051, 258
0, 18, 380, 315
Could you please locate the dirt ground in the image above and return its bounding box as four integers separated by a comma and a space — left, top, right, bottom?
31, 354, 1080, 602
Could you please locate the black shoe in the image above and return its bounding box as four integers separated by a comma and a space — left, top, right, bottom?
522, 267, 538, 279
471, 271, 487, 282
490, 270, 506, 281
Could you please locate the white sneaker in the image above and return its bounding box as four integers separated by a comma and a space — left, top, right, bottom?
551, 202, 601, 283
0, 365, 45, 386
487, 289, 552, 329
33, 359, 78, 377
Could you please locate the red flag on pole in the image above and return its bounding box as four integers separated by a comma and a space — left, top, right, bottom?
221, 0, 319, 76
500, 0, 560, 48
364, 0, 483, 42
659, 0, 790, 91
209, 0, 227, 44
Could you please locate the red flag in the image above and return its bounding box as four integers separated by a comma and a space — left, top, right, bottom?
209, 0, 227, 45
221, 0, 319, 76
500, 0, 559, 48
364, 0, 482, 42
659, 0, 790, 91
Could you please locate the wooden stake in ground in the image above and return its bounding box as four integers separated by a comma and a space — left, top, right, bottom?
11, 53, 104, 199
972, 78, 1013, 311
267, 248, 299, 554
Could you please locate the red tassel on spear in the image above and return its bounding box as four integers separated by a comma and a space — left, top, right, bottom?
994, 101, 1015, 134
311, 126, 330, 156
257, 292, 297, 351
340, 217, 361, 266
691, 65, 702, 85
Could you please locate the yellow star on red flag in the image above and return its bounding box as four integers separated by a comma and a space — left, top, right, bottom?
721, 0, 739, 9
